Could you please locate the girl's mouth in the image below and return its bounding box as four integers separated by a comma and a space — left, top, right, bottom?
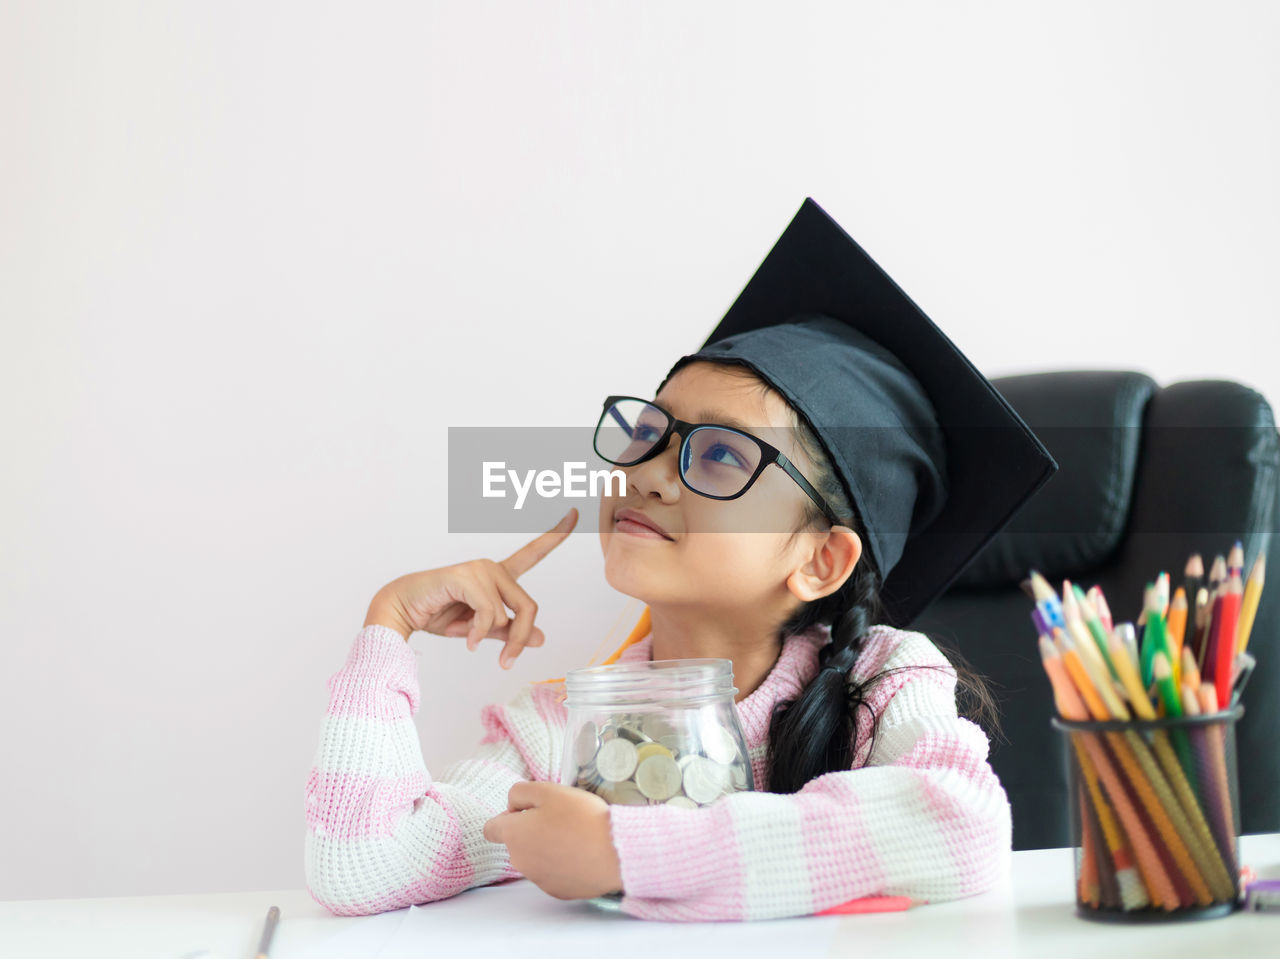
614, 517, 673, 541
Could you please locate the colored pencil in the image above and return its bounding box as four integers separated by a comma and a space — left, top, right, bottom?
1235, 552, 1265, 656
1191, 587, 1211, 670
1212, 571, 1243, 709
1088, 585, 1114, 633
1167, 588, 1188, 689
1194, 683, 1240, 881
1182, 554, 1204, 621
1039, 639, 1173, 908
1227, 541, 1244, 581
1207, 554, 1227, 598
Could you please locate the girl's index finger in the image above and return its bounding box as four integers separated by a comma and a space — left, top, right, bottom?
501, 508, 578, 578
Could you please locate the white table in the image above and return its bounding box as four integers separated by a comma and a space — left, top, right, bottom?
3, 835, 1277, 959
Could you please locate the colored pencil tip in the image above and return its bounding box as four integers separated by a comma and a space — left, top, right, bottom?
1186, 553, 1204, 578
1028, 570, 1055, 602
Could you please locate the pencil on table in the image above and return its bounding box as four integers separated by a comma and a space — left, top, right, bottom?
255, 905, 279, 959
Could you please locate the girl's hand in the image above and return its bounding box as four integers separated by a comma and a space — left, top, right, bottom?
372, 508, 578, 668
482, 782, 624, 900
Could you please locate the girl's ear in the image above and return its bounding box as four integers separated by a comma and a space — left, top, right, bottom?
786, 526, 862, 602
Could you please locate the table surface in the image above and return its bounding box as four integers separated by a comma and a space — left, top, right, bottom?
3, 835, 1277, 959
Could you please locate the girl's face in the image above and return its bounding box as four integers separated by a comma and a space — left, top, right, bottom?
597, 362, 855, 622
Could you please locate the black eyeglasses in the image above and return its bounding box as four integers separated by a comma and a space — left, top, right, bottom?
593, 395, 839, 525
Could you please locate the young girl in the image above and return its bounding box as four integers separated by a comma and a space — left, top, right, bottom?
304, 199, 1056, 921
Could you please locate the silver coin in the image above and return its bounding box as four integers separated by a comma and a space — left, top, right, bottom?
641, 714, 678, 741
701, 725, 740, 765
682, 755, 729, 804
664, 794, 698, 808
602, 779, 648, 805
614, 722, 650, 745
596, 737, 639, 781
575, 721, 600, 767
656, 734, 686, 755
634, 754, 682, 801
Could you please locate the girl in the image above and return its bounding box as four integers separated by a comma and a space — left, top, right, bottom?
304, 198, 1056, 921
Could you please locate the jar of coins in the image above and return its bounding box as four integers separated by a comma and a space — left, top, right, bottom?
561, 658, 755, 804
560, 657, 755, 909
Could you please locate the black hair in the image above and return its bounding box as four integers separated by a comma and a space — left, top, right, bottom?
696, 360, 999, 794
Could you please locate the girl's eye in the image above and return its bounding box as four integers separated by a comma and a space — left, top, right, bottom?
702, 442, 751, 470
633, 423, 662, 443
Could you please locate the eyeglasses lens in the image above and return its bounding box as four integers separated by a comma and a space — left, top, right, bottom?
595, 399, 762, 497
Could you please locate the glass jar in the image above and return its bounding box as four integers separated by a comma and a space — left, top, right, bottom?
559, 657, 755, 910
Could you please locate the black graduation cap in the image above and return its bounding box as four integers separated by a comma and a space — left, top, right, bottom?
655, 197, 1058, 627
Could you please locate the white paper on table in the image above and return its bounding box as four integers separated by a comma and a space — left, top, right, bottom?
373, 879, 838, 959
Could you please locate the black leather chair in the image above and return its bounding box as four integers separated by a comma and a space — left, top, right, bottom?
916, 371, 1280, 850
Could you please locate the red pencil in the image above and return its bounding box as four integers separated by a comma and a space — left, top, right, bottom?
815, 895, 920, 916
1214, 572, 1243, 708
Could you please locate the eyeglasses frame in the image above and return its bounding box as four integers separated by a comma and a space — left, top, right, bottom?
595, 394, 840, 526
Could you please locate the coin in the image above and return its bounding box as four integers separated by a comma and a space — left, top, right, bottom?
682, 755, 729, 804
656, 734, 685, 754
596, 737, 639, 781
635, 754, 682, 801
701, 724, 740, 765
665, 795, 698, 808
614, 723, 651, 745
575, 721, 600, 767
602, 779, 648, 805
641, 714, 679, 741
635, 742, 674, 764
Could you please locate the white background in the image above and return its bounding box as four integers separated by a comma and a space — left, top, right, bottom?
2, 1, 1278, 901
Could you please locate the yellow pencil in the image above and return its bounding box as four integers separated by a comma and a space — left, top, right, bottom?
1235, 553, 1265, 655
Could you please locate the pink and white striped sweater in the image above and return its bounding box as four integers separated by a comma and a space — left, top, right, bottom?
304, 620, 1011, 921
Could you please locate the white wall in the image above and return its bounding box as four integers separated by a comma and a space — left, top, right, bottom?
3, 0, 1278, 901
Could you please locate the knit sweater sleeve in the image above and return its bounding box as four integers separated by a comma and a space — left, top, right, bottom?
604, 627, 1013, 921
303, 624, 559, 916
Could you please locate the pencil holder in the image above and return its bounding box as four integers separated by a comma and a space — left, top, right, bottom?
1051, 706, 1244, 922
559, 657, 755, 910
